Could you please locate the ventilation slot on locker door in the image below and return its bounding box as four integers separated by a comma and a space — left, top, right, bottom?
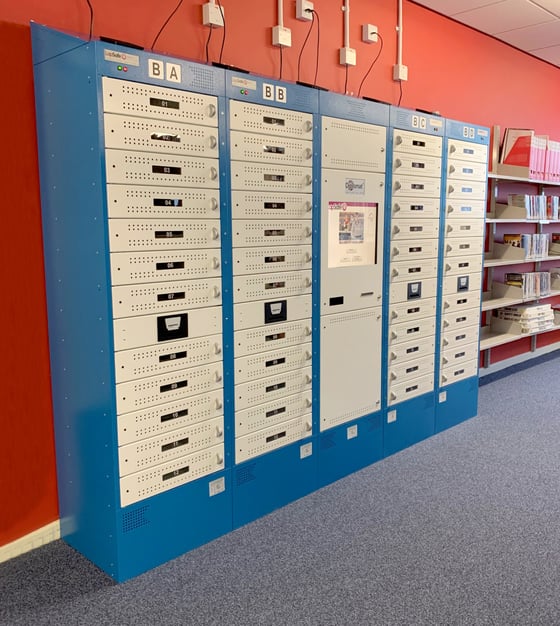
235, 463, 257, 486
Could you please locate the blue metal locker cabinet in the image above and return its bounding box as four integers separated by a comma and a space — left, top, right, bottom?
225, 72, 319, 527
31, 24, 232, 581
316, 92, 389, 487
383, 108, 446, 456
436, 119, 489, 432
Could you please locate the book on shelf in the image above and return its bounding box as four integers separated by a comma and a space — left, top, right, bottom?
493, 303, 555, 333
503, 271, 550, 299
549, 233, 560, 255
499, 128, 539, 179
502, 233, 548, 259
547, 195, 559, 220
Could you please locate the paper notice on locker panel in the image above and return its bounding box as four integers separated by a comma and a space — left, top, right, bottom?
234, 342, 312, 384
117, 389, 223, 446
327, 201, 378, 268
110, 249, 221, 285
234, 295, 312, 331
231, 191, 312, 220
113, 306, 222, 351
116, 362, 223, 415
114, 333, 222, 383
106, 185, 220, 220
235, 392, 312, 437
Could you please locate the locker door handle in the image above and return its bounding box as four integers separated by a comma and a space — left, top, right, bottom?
447, 224, 454, 233
216, 426, 224, 437
305, 350, 312, 361
303, 277, 312, 288
304, 326, 312, 336
305, 420, 312, 431
210, 167, 218, 180
303, 252, 312, 263
395, 135, 403, 145
207, 103, 217, 118
305, 200, 312, 212
393, 225, 401, 234
392, 247, 400, 257
449, 165, 456, 174
303, 120, 313, 132
443, 320, 449, 327
445, 263, 451, 271
214, 371, 223, 382
215, 398, 223, 410
443, 339, 449, 346
213, 343, 222, 355
210, 197, 219, 211
448, 185, 455, 193
304, 175, 312, 186
390, 392, 397, 401
442, 357, 449, 365
212, 257, 220, 269
447, 205, 454, 213
304, 398, 312, 408
392, 269, 399, 277
441, 375, 448, 383
390, 352, 397, 360
304, 148, 313, 160
391, 331, 398, 339
211, 227, 220, 240
390, 372, 397, 380
394, 182, 402, 191
449, 144, 456, 153
216, 453, 224, 465
395, 158, 402, 168
212, 286, 221, 298
393, 203, 401, 213
209, 135, 218, 149
304, 226, 312, 237
391, 311, 398, 319
304, 374, 312, 384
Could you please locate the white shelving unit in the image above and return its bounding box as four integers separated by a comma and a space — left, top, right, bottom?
481, 153, 560, 370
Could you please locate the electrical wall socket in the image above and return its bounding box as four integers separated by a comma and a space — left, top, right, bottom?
362, 24, 378, 43
296, 0, 314, 21
272, 25, 292, 47
339, 47, 356, 66
393, 63, 408, 81
202, 2, 225, 27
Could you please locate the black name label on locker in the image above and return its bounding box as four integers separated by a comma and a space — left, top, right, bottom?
152, 165, 182, 175
266, 431, 286, 443
266, 357, 286, 368
264, 202, 286, 210
159, 351, 187, 363
264, 145, 285, 154
265, 255, 285, 263
265, 332, 286, 342
265, 229, 285, 237
161, 437, 189, 452
150, 97, 180, 109
264, 174, 285, 182
151, 133, 181, 143
156, 261, 185, 270
263, 116, 285, 126
160, 380, 188, 393
162, 466, 189, 481
157, 291, 186, 301
154, 198, 183, 207
266, 406, 286, 418
155, 230, 184, 239
160, 408, 189, 423
266, 382, 286, 393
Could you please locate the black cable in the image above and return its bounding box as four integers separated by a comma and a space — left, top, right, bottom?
297, 11, 315, 83
151, 0, 184, 50
357, 32, 384, 97
85, 0, 94, 41
216, 0, 226, 63
344, 64, 349, 95
279, 45, 283, 80
398, 79, 403, 106
205, 25, 213, 63
312, 9, 320, 87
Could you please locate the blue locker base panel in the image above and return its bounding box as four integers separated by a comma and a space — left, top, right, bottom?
317, 412, 383, 488
384, 392, 436, 457
436, 376, 479, 433
232, 440, 316, 529
65, 473, 232, 583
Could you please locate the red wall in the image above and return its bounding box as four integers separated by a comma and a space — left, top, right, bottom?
3, 0, 560, 546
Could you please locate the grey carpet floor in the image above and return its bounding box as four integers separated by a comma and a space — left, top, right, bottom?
2, 354, 560, 625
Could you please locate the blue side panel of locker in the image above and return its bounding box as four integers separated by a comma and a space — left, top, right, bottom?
317, 93, 389, 487
226, 73, 319, 524
32, 24, 233, 581
436, 119, 489, 434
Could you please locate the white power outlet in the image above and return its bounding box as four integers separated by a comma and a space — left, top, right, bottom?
296, 0, 314, 21
272, 25, 292, 47
362, 23, 378, 43
339, 47, 356, 66
393, 63, 408, 81
202, 2, 225, 27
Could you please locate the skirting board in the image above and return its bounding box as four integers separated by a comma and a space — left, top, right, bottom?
0, 521, 60, 564
479, 343, 560, 379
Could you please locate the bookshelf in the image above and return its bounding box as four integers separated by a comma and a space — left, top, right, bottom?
481, 154, 560, 371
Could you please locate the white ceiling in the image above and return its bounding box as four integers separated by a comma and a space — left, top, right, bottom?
412, 0, 560, 67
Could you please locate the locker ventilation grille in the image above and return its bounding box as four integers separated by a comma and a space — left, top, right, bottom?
190, 66, 215, 92
320, 433, 336, 450
236, 463, 257, 486
366, 414, 382, 432
122, 505, 150, 533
